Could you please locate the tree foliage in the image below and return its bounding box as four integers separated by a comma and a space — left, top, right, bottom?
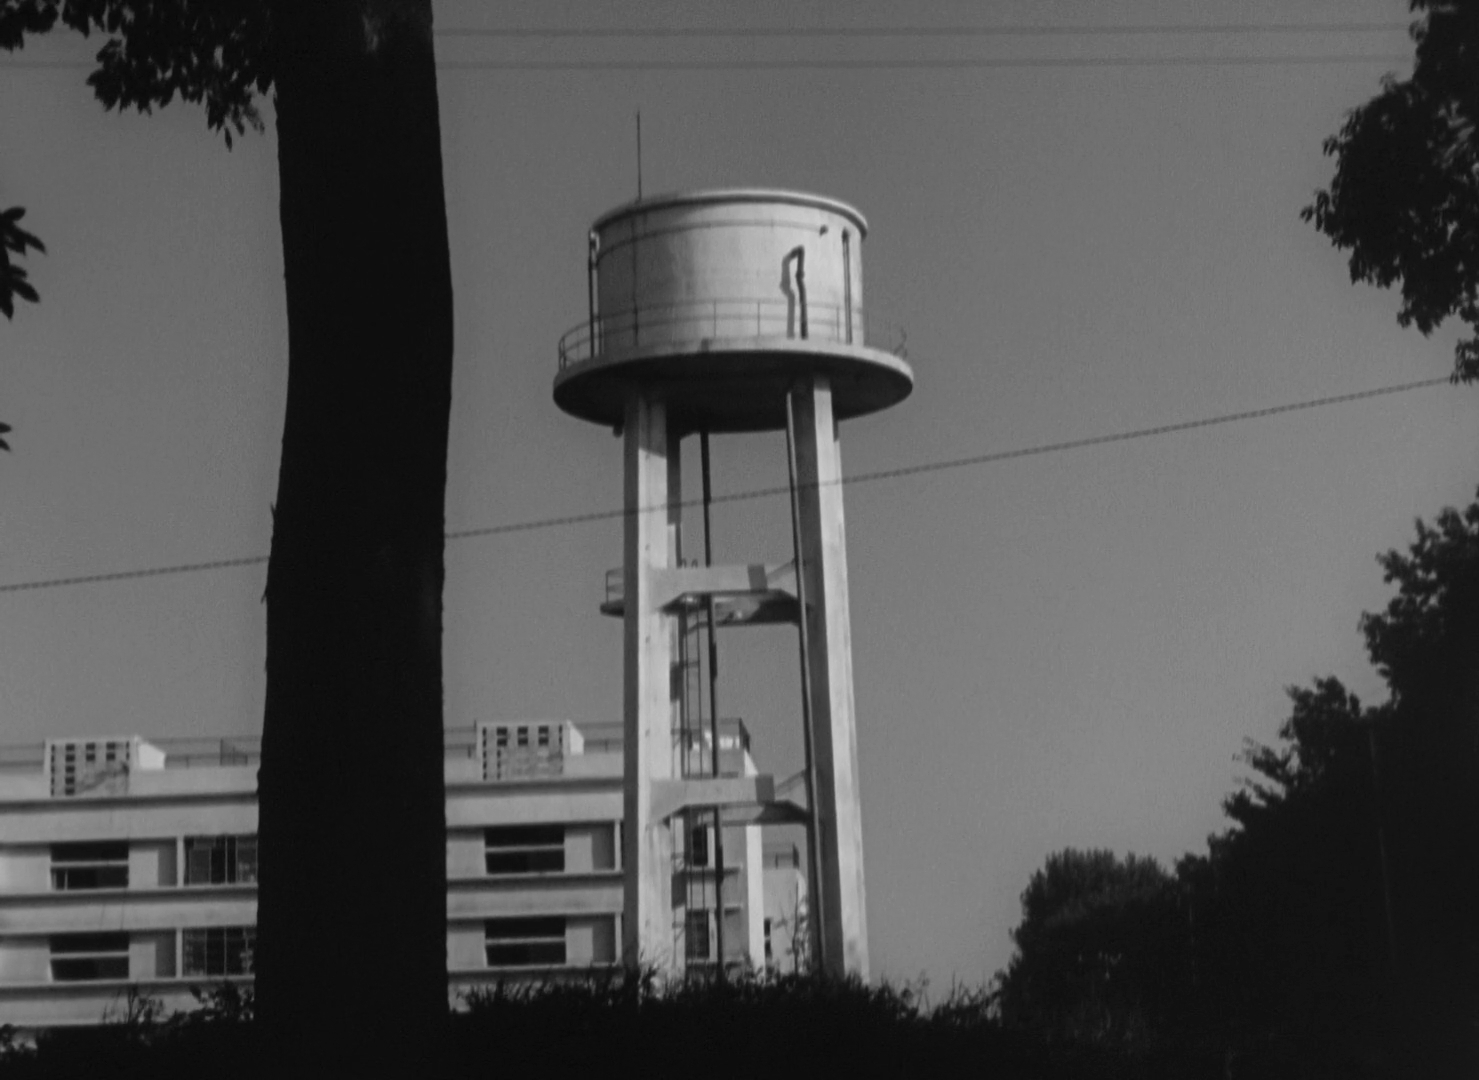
1358, 495, 1479, 1071
2, 203, 45, 451
996, 491, 1479, 1075
0, 1, 270, 143
994, 850, 1188, 1050
1, 205, 44, 320
1, 0, 271, 443
1303, 1, 1479, 382
1178, 678, 1392, 1065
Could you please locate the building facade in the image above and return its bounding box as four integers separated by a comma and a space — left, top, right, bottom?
0, 720, 800, 1029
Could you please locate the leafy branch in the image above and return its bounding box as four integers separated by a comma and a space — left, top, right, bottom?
1, 205, 43, 320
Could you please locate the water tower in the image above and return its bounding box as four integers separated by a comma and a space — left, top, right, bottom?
554, 190, 912, 978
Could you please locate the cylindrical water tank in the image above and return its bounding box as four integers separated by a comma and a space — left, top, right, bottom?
595, 190, 865, 353
554, 189, 911, 433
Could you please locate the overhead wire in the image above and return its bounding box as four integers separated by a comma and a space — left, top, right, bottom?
0, 20, 1413, 72
0, 375, 1452, 595
0, 19, 1439, 592
1, 54, 1412, 72
436, 22, 1411, 39
432, 56, 1411, 72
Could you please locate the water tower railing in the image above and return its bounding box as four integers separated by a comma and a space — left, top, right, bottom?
558, 298, 906, 369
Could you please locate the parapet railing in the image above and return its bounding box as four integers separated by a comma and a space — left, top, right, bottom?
0, 736, 261, 774
152, 737, 261, 767
558, 297, 907, 370
452, 719, 750, 762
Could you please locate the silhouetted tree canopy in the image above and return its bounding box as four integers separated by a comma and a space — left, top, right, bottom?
994, 850, 1187, 1050
1303, 1, 1479, 382
1358, 495, 1479, 1073
1177, 678, 1393, 1071
997, 491, 1479, 1076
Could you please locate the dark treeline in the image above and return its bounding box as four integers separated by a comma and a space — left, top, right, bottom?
0, 974, 1228, 1080
993, 492, 1479, 1078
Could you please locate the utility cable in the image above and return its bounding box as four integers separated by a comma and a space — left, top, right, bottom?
0, 554, 270, 594
432, 55, 1411, 72
0, 19, 1413, 71
431, 54, 1408, 71
436, 22, 1411, 39
2, 53, 1412, 72
0, 375, 1452, 596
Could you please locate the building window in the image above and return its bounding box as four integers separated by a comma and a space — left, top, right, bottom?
184, 835, 257, 885
182, 926, 255, 976
689, 824, 709, 868
764, 918, 773, 964
50, 933, 129, 982
50, 841, 128, 890
484, 917, 566, 966
685, 910, 711, 963
484, 825, 564, 874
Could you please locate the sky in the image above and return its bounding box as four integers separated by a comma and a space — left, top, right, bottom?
2, 0, 1477, 989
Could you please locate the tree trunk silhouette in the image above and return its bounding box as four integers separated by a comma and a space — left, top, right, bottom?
255, 2, 452, 1071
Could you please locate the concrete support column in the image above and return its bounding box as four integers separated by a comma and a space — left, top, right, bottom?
621, 393, 681, 969
793, 376, 870, 978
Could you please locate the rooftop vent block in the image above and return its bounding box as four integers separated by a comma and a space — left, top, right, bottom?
478, 722, 584, 782
44, 737, 165, 798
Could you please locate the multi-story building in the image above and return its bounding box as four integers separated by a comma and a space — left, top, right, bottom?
0, 719, 804, 1029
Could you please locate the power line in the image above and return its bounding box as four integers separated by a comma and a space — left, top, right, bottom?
0, 17, 1414, 72
0, 376, 1450, 596
433, 54, 1410, 72
436, 22, 1411, 40
1, 53, 1412, 73
0, 555, 269, 595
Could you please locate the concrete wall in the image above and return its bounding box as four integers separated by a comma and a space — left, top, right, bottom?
446, 830, 484, 878
0, 979, 249, 1029
447, 785, 620, 828
0, 846, 50, 893
0, 936, 49, 982
0, 799, 258, 845
566, 917, 597, 965
566, 823, 617, 873
0, 887, 256, 933
567, 915, 617, 964
744, 825, 765, 968
0, 776, 49, 801
447, 920, 485, 971
129, 932, 174, 979
129, 766, 256, 798
129, 840, 176, 888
